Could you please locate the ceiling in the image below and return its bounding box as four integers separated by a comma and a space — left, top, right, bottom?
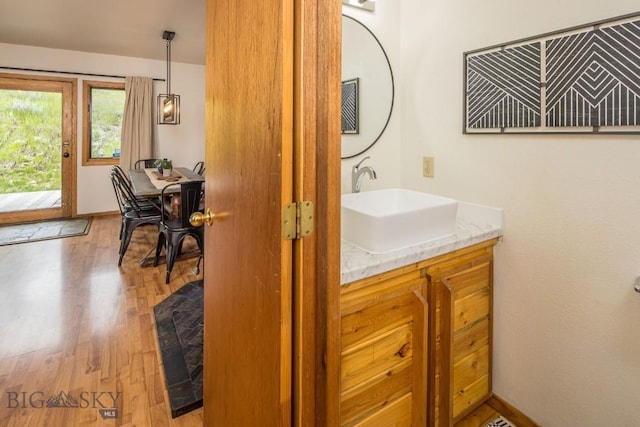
0, 0, 206, 65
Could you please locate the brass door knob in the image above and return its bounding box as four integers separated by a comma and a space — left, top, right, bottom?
190, 208, 216, 227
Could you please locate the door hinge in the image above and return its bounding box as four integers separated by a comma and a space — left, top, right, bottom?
283, 201, 314, 240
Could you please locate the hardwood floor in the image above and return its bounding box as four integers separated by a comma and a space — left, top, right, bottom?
456, 403, 505, 426
0, 214, 203, 426
457, 396, 538, 427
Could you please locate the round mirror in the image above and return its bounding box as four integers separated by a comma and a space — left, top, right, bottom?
341, 15, 394, 159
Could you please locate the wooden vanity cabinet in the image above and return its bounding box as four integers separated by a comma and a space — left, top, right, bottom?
338, 239, 497, 426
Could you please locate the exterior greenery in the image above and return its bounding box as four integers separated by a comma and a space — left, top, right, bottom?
90, 88, 125, 159
0, 86, 124, 195
0, 89, 62, 194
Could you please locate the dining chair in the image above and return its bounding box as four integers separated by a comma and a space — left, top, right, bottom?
135, 158, 159, 169
110, 167, 137, 240
110, 166, 157, 220
153, 181, 204, 284
111, 170, 162, 266
192, 161, 205, 176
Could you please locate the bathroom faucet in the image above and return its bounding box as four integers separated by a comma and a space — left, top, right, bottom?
351, 156, 377, 193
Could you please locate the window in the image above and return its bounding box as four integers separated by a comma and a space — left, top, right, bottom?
82, 80, 125, 165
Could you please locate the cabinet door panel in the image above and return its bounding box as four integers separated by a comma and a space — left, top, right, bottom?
452, 374, 490, 418
340, 264, 428, 426
453, 318, 489, 363
449, 262, 491, 299
341, 271, 423, 314
342, 292, 414, 350
342, 324, 413, 392
427, 245, 495, 426
453, 288, 490, 331
340, 359, 412, 425
352, 392, 413, 427
453, 345, 490, 393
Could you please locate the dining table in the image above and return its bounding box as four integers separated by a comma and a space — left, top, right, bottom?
127, 166, 205, 267
128, 167, 204, 198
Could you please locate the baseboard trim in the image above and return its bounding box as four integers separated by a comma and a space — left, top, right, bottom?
487, 394, 541, 427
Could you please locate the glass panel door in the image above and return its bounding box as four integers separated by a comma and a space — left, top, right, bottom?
0, 74, 75, 224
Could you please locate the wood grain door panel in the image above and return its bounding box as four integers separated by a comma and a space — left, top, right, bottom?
204, 0, 293, 424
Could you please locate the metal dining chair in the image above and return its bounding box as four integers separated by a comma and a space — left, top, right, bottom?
110, 166, 157, 220
153, 181, 204, 283
110, 170, 162, 265
134, 158, 159, 169
192, 161, 205, 176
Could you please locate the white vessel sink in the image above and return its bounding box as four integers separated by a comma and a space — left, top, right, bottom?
341, 188, 458, 253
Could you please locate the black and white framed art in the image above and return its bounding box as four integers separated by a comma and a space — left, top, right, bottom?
464, 12, 640, 134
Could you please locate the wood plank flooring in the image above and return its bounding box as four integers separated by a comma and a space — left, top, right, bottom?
0, 213, 512, 426
0, 214, 203, 426
456, 403, 504, 426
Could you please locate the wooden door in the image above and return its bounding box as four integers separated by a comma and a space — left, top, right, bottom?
202, 0, 341, 425
0, 74, 75, 224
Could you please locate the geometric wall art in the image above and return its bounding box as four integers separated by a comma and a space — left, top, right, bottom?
466, 42, 541, 130
342, 77, 360, 134
464, 12, 640, 134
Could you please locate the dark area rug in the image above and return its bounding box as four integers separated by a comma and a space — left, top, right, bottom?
0, 217, 92, 246
153, 280, 203, 418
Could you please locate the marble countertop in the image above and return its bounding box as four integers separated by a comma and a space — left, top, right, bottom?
341, 201, 503, 285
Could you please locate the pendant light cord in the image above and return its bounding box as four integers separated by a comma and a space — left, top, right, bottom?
166, 39, 171, 95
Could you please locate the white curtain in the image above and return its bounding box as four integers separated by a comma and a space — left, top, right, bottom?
119, 77, 153, 170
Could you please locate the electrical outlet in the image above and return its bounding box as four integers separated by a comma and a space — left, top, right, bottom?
423, 156, 434, 178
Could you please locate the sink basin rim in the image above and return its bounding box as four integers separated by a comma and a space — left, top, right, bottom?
341, 188, 457, 218
341, 188, 459, 253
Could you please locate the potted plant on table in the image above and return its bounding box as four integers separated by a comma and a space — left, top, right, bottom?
155, 158, 173, 177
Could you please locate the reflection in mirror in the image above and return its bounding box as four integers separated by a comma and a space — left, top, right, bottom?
342, 0, 375, 12
341, 78, 359, 134
341, 15, 394, 159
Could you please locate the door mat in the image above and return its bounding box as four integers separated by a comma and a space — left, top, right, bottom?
0, 217, 92, 246
486, 416, 517, 427
154, 280, 203, 418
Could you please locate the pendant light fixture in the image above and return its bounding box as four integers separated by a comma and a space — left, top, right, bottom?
157, 30, 180, 125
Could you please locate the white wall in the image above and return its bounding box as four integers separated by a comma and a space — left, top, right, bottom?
399, 1, 640, 425
0, 43, 205, 215
341, 4, 403, 193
